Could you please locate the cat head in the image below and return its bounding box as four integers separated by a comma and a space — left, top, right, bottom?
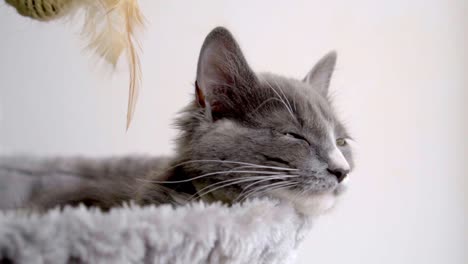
175, 27, 354, 216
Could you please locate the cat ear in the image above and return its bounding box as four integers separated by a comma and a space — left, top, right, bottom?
195, 27, 256, 120
303, 51, 337, 96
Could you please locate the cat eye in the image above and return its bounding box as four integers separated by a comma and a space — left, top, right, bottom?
336, 138, 347, 147
284, 132, 310, 145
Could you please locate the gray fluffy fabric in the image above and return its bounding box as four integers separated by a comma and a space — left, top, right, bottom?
0, 200, 311, 264
0, 157, 312, 263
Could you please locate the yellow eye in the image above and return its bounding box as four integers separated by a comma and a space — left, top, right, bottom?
336, 138, 347, 147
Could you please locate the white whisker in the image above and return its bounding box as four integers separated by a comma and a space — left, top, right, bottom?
249, 97, 290, 116
273, 78, 295, 114
142, 170, 284, 184
247, 182, 298, 201
239, 181, 297, 202
190, 175, 293, 201
167, 159, 298, 172
261, 77, 296, 120
238, 175, 299, 198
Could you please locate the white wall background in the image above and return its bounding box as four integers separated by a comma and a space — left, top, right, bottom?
0, 0, 466, 263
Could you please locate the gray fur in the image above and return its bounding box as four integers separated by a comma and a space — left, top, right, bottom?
140, 28, 354, 209
0, 27, 354, 215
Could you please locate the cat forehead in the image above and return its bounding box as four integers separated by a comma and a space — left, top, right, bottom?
257, 74, 336, 126
258, 73, 327, 105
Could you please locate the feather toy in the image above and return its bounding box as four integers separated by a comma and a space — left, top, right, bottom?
5, 0, 145, 129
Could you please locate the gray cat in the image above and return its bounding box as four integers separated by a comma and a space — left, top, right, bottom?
0, 27, 354, 216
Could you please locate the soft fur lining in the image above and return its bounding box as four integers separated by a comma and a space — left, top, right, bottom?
0, 199, 310, 264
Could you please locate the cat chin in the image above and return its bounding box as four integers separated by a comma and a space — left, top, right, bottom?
269, 178, 349, 217
269, 190, 336, 216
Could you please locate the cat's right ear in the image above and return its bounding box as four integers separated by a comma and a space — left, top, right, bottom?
195, 27, 255, 121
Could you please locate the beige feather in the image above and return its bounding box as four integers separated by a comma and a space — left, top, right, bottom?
5, 0, 145, 129
80, 0, 144, 129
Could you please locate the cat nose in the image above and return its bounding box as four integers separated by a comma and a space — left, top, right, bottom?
326, 147, 350, 183
327, 168, 349, 183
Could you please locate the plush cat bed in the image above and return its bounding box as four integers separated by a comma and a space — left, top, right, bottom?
0, 199, 311, 264
0, 157, 312, 263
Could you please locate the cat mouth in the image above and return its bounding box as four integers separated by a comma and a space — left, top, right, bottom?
282, 172, 350, 197
262, 176, 349, 216
333, 177, 349, 196
265, 185, 340, 216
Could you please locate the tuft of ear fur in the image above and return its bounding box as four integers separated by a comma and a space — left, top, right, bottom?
195, 27, 256, 121
303, 51, 337, 96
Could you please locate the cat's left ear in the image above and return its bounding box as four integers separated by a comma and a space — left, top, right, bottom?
195, 27, 256, 121
303, 51, 337, 96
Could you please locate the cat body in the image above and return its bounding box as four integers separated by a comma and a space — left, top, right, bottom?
0, 27, 354, 216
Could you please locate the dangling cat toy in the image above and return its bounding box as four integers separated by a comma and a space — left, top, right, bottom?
4, 0, 145, 129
